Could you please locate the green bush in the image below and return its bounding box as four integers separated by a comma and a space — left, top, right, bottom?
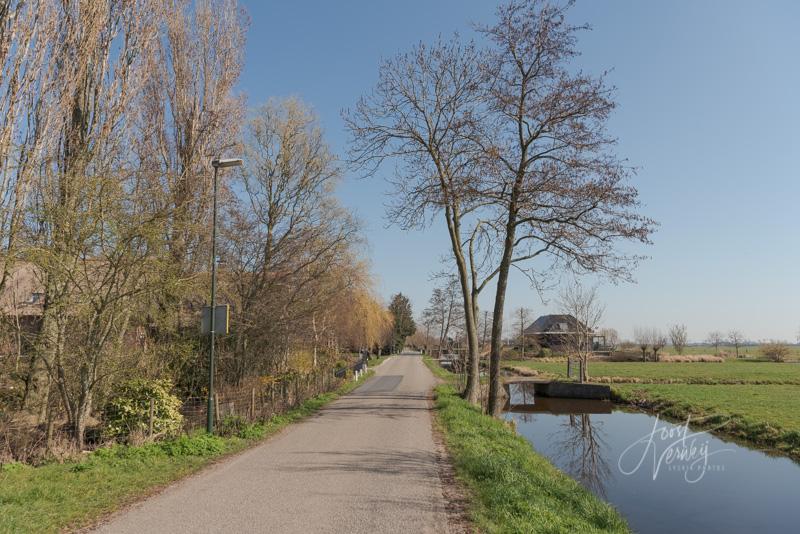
219, 415, 246, 437
103, 378, 183, 441
537, 347, 552, 358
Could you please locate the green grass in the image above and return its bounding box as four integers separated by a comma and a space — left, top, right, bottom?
504, 358, 800, 458
506, 359, 800, 384
0, 371, 375, 534
612, 384, 800, 459
660, 344, 800, 357
423, 357, 629, 533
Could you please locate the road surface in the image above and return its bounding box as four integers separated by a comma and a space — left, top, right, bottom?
94, 354, 454, 533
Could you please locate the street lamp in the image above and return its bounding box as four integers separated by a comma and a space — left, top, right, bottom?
207, 157, 242, 434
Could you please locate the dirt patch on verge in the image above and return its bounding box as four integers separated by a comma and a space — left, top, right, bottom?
429, 397, 474, 533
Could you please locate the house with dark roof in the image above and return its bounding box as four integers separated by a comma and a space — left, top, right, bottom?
523, 314, 607, 352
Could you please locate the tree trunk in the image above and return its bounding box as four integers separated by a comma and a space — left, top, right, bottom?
487, 203, 519, 416
442, 205, 480, 404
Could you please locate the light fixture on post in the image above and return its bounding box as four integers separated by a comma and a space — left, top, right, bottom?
207, 157, 242, 434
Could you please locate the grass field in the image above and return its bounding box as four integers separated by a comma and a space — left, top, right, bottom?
505, 359, 800, 384
504, 358, 800, 459
0, 371, 375, 534
425, 357, 629, 533
612, 384, 800, 459
660, 344, 800, 357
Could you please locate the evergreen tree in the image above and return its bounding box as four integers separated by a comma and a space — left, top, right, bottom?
388, 293, 416, 352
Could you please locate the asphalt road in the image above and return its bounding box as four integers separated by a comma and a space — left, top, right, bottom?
94, 354, 452, 533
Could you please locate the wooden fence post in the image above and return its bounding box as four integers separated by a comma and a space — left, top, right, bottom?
250, 388, 256, 420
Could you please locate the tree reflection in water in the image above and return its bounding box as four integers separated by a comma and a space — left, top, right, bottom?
506, 382, 613, 497
551, 413, 612, 497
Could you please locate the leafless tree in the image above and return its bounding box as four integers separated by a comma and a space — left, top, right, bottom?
634, 326, 649, 361
222, 98, 362, 377
134, 0, 247, 317
511, 307, 532, 358
558, 281, 604, 383
479, 309, 494, 351
423, 277, 460, 357
650, 329, 666, 361
598, 328, 618, 354
707, 331, 724, 355
552, 414, 611, 498
345, 38, 489, 403
728, 330, 744, 359
347, 2, 655, 412
0, 0, 54, 292
669, 324, 688, 355
23, 0, 163, 447
475, 0, 656, 415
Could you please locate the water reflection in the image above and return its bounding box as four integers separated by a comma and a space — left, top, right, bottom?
503, 382, 800, 534
553, 414, 612, 497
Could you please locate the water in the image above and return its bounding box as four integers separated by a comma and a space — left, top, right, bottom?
504, 382, 800, 534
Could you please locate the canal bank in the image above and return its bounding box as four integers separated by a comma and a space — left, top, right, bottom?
504, 383, 800, 534
424, 358, 630, 533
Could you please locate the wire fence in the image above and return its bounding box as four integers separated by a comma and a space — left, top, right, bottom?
0, 355, 371, 463
180, 364, 353, 431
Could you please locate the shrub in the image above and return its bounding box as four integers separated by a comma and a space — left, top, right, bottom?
536, 347, 552, 358
157, 434, 226, 457
761, 342, 790, 362
103, 378, 183, 441
219, 415, 246, 437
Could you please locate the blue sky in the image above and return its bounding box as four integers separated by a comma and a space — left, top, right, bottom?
237, 0, 800, 342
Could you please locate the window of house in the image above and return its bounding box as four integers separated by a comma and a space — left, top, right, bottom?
30, 292, 44, 304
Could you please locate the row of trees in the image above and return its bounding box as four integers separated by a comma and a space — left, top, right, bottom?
346, 0, 655, 414
0, 0, 392, 449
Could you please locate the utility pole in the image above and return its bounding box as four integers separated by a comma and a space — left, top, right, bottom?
207, 157, 242, 434
520, 308, 525, 359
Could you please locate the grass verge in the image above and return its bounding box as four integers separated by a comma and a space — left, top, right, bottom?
0, 371, 374, 534
612, 384, 800, 460
424, 357, 629, 533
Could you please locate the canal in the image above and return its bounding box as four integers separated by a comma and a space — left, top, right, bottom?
504, 382, 800, 534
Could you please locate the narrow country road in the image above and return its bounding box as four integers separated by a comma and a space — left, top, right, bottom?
94, 354, 455, 534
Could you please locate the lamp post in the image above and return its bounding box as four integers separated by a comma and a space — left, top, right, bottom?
207, 157, 242, 434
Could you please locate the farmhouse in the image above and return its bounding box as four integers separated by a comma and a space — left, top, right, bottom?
523, 314, 608, 353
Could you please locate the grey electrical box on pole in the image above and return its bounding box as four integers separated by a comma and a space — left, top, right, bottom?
201, 304, 231, 335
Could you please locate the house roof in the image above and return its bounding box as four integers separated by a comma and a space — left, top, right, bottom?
0, 262, 45, 317
523, 314, 587, 335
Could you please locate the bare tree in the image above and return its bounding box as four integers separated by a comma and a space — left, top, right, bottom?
552, 414, 611, 498
476, 0, 656, 415
558, 282, 604, 383
650, 329, 666, 361
347, 2, 655, 413
24, 0, 163, 446
728, 330, 744, 359
634, 326, 649, 361
668, 324, 688, 355
479, 310, 494, 351
511, 307, 532, 358
598, 328, 618, 354
345, 38, 489, 403
423, 277, 460, 358
0, 0, 53, 292
707, 331, 724, 355
223, 97, 361, 376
